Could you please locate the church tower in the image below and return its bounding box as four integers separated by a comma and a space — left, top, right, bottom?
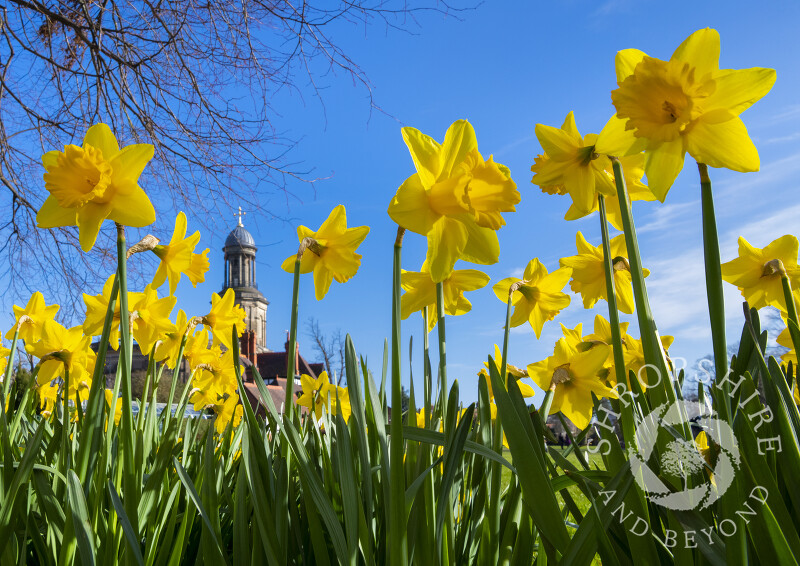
222, 208, 269, 352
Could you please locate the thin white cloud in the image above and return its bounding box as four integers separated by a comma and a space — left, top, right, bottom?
637, 200, 699, 234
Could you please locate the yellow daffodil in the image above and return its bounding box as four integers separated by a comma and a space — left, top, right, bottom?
492, 259, 572, 338
83, 275, 144, 350
202, 288, 246, 350
388, 120, 520, 283
187, 249, 210, 286
104, 389, 122, 427
777, 326, 797, 367
527, 335, 613, 430
130, 286, 177, 356
183, 328, 219, 371
214, 394, 244, 435
297, 371, 351, 422
622, 334, 674, 386
0, 346, 9, 378
584, 315, 630, 384
721, 235, 799, 311
606, 28, 776, 200
39, 123, 156, 251
488, 404, 509, 449
563, 153, 656, 229
281, 205, 369, 300
401, 261, 489, 332
152, 212, 205, 295
5, 291, 60, 343
154, 310, 190, 369
559, 232, 649, 314
192, 349, 241, 409
478, 344, 536, 399
27, 320, 95, 401
38, 381, 60, 419
531, 112, 616, 215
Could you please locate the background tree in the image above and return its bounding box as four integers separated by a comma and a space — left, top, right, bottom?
306, 316, 346, 385
0, 0, 463, 312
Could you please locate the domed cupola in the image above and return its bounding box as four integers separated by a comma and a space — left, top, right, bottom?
221, 208, 270, 352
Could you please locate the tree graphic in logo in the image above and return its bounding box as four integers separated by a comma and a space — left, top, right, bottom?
628, 401, 741, 511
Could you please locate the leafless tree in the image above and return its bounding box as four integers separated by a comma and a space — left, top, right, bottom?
0, 0, 463, 314
306, 316, 345, 385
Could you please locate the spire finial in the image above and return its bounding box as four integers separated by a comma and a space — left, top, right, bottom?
235, 206, 246, 227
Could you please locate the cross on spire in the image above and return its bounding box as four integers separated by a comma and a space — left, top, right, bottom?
235, 206, 246, 227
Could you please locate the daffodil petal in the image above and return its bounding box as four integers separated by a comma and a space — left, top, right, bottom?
37, 195, 77, 228
670, 28, 720, 78
388, 174, 439, 235
687, 117, 759, 172
108, 182, 156, 227
313, 264, 334, 300
460, 218, 500, 266
76, 202, 112, 252
83, 123, 120, 160
644, 139, 686, 201
426, 217, 468, 283
438, 120, 478, 181
535, 124, 578, 160
110, 143, 154, 183
595, 114, 647, 156
704, 67, 777, 117
615, 48, 647, 82
402, 127, 440, 188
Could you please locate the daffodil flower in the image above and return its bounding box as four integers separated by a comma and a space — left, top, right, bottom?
193, 349, 241, 407
559, 232, 649, 314
152, 212, 205, 295
563, 153, 656, 229
777, 326, 798, 368
297, 371, 351, 422
281, 205, 369, 300
604, 28, 777, 200
183, 328, 220, 371
214, 394, 244, 434
83, 275, 144, 350
38, 381, 60, 419
527, 333, 613, 430
27, 320, 95, 400
388, 120, 519, 282
584, 315, 630, 384
104, 390, 122, 427
130, 286, 177, 356
39, 123, 156, 251
492, 259, 572, 338
531, 112, 616, 215
154, 310, 190, 369
622, 334, 674, 386
5, 292, 60, 343
401, 261, 489, 332
478, 344, 536, 399
202, 288, 246, 350
721, 235, 800, 311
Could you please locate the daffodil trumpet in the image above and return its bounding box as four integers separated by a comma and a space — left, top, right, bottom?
698, 163, 731, 401
610, 158, 674, 407
597, 194, 628, 386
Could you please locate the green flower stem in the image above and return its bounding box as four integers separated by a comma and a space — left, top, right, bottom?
598, 195, 628, 386
422, 307, 431, 428
61, 365, 70, 454
1, 326, 19, 411
488, 293, 514, 562
75, 272, 119, 487
390, 226, 408, 564
699, 163, 730, 415
610, 158, 673, 406
115, 222, 139, 536
435, 281, 448, 425
780, 275, 800, 355
163, 333, 189, 429
285, 250, 303, 417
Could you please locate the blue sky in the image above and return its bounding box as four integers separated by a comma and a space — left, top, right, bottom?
6, 1, 800, 406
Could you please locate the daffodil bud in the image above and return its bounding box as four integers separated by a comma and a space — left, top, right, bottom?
127, 234, 160, 258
